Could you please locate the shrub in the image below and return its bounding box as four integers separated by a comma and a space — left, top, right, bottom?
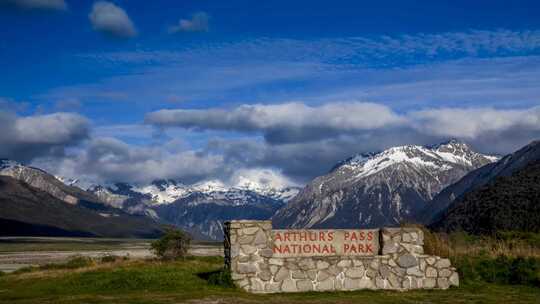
206, 269, 235, 288
151, 227, 192, 260
454, 255, 540, 287
100, 255, 119, 263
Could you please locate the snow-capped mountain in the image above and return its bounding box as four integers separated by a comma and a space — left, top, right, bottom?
272, 140, 499, 229
83, 177, 300, 240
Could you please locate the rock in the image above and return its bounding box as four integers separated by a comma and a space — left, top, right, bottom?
437, 278, 450, 289
366, 268, 377, 278
250, 278, 264, 292
327, 265, 341, 276
344, 278, 360, 290
296, 280, 313, 292
353, 259, 363, 267
298, 259, 315, 270
231, 273, 246, 280
449, 272, 459, 286
307, 270, 317, 280
317, 278, 334, 291
379, 265, 390, 278
275, 267, 290, 282
243, 227, 259, 235
281, 278, 297, 292
259, 270, 272, 281
435, 258, 451, 268
426, 266, 437, 278
402, 233, 413, 242
382, 241, 399, 254
426, 257, 436, 265
345, 267, 365, 278
316, 261, 330, 269
387, 273, 400, 288
402, 277, 419, 289
241, 245, 257, 255
401, 243, 424, 254
375, 277, 386, 289
397, 254, 418, 268
317, 270, 330, 281
236, 263, 257, 274
359, 277, 375, 289
253, 230, 268, 245
439, 268, 452, 277
269, 258, 284, 266
292, 270, 307, 279
259, 248, 273, 258
406, 266, 424, 277
423, 278, 436, 288
337, 260, 351, 267
265, 282, 281, 292
270, 265, 279, 275
238, 235, 255, 244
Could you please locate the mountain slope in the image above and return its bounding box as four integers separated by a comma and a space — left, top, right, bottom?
0, 159, 102, 206
273, 140, 497, 229
431, 158, 540, 234
0, 176, 162, 238
423, 140, 540, 224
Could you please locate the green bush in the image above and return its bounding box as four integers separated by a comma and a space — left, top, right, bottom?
100, 255, 119, 263
206, 269, 234, 288
151, 227, 192, 260
454, 255, 540, 287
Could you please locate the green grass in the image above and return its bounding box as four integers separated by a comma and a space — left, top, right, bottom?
0, 256, 539, 304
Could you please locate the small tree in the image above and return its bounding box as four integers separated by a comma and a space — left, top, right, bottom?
151, 227, 192, 260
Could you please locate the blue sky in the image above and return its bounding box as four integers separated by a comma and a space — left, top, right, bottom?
1, 0, 540, 185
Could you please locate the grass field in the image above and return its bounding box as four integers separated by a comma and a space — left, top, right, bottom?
0, 256, 539, 304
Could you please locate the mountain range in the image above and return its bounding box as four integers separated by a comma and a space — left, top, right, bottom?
1, 139, 538, 240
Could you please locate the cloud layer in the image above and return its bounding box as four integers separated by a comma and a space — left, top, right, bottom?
89, 1, 137, 38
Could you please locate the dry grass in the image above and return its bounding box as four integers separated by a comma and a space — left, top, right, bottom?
420, 228, 540, 259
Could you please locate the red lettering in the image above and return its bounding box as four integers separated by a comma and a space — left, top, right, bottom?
275, 232, 282, 242
367, 231, 374, 241
359, 231, 365, 241
366, 244, 373, 253
328, 232, 334, 241
319, 231, 325, 241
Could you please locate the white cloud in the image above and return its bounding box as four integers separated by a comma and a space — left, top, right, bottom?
169, 12, 209, 33
89, 1, 137, 38
145, 102, 405, 143
0, 111, 90, 162
410, 107, 540, 138
6, 0, 66, 10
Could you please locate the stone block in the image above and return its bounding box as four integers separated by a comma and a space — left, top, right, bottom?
327, 265, 341, 276
423, 278, 436, 288
296, 280, 314, 292
317, 270, 330, 281
265, 282, 281, 292
253, 230, 268, 245
379, 265, 390, 278
426, 257, 436, 265
337, 260, 351, 267
343, 278, 360, 290
426, 266, 437, 278
345, 267, 365, 278
401, 243, 424, 254
275, 267, 290, 282
269, 258, 284, 266
243, 227, 260, 235
397, 254, 418, 268
237, 263, 257, 274
250, 278, 264, 292
259, 248, 273, 258
241, 245, 257, 255
238, 235, 255, 244
281, 278, 297, 292
307, 269, 317, 280
317, 278, 334, 291
298, 258, 316, 270
439, 268, 452, 278
292, 270, 307, 279
435, 258, 451, 269
449, 272, 459, 286
406, 266, 424, 277
316, 260, 330, 269
259, 270, 272, 281
270, 265, 279, 275
437, 278, 450, 289
359, 277, 375, 289
382, 241, 399, 254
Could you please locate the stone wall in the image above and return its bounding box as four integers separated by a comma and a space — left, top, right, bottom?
224, 220, 459, 293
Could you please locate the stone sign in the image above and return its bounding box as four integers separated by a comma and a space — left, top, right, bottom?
272, 229, 379, 257
224, 220, 459, 293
